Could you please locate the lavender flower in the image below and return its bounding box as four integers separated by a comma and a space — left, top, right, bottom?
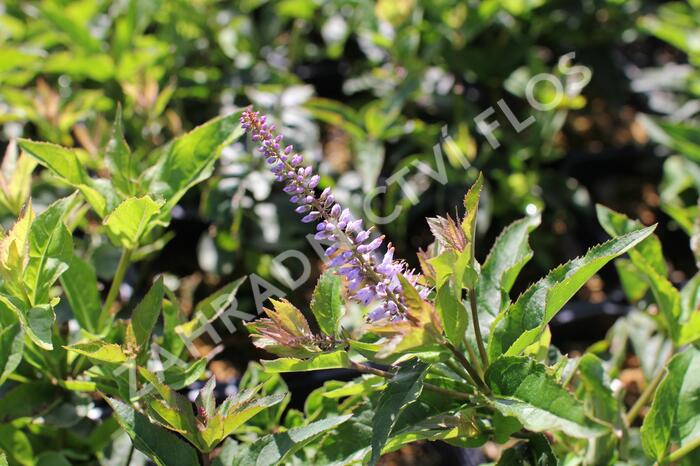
240, 108, 427, 321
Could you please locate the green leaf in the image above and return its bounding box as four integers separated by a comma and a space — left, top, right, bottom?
60, 255, 101, 333
162, 357, 207, 390
462, 173, 483, 249
638, 115, 700, 163
106, 106, 137, 196
310, 272, 343, 337
232, 415, 352, 466
106, 398, 200, 466
36, 452, 71, 466
64, 340, 128, 364
370, 359, 430, 465
103, 196, 162, 249
496, 434, 557, 466
641, 347, 700, 462
0, 382, 61, 422
615, 258, 648, 302
131, 276, 164, 351
436, 280, 467, 347
477, 215, 541, 329
0, 322, 23, 384
177, 277, 245, 338
138, 368, 205, 450
261, 350, 350, 373
304, 97, 365, 139
0, 294, 54, 349
25, 195, 74, 305
628, 255, 682, 342
200, 389, 287, 451
18, 140, 110, 216
596, 204, 667, 277
0, 425, 32, 466
486, 356, 607, 438
577, 354, 620, 424
488, 226, 655, 359
577, 354, 622, 465
150, 112, 243, 211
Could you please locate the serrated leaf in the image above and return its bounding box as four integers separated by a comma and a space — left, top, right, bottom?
18, 140, 111, 216
596, 204, 667, 286
64, 340, 128, 364
131, 276, 164, 351
261, 350, 350, 373
477, 215, 540, 331
103, 196, 162, 249
232, 414, 352, 466
60, 255, 101, 333
370, 359, 430, 465
486, 356, 607, 439
138, 368, 205, 450
0, 322, 23, 384
201, 391, 287, 451
310, 272, 343, 337
106, 397, 200, 466
641, 347, 700, 462
489, 226, 655, 359
462, 173, 483, 248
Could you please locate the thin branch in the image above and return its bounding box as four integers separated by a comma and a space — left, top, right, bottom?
98, 247, 133, 327
445, 341, 490, 394
468, 289, 489, 368
349, 361, 473, 402
625, 363, 667, 426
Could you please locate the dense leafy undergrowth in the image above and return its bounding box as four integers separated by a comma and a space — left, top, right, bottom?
3, 1, 700, 465
0, 108, 698, 466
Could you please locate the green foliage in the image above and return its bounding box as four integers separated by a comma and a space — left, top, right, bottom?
310, 272, 344, 338
486, 357, 606, 438
370, 359, 430, 465
641, 348, 700, 462
489, 226, 655, 359
1, 0, 700, 463
107, 397, 201, 466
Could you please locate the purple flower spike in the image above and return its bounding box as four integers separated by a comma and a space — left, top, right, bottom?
240, 107, 428, 321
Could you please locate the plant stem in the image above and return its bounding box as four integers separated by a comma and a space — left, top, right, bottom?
468, 289, 489, 368
349, 361, 473, 402
445, 358, 476, 386
445, 341, 490, 394
98, 247, 133, 327
463, 335, 484, 380
664, 434, 700, 464
625, 364, 667, 426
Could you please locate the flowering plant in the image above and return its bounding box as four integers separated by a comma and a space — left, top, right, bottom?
2, 107, 700, 466
239, 109, 700, 465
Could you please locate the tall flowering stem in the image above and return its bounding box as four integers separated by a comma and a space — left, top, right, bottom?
240, 108, 426, 321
